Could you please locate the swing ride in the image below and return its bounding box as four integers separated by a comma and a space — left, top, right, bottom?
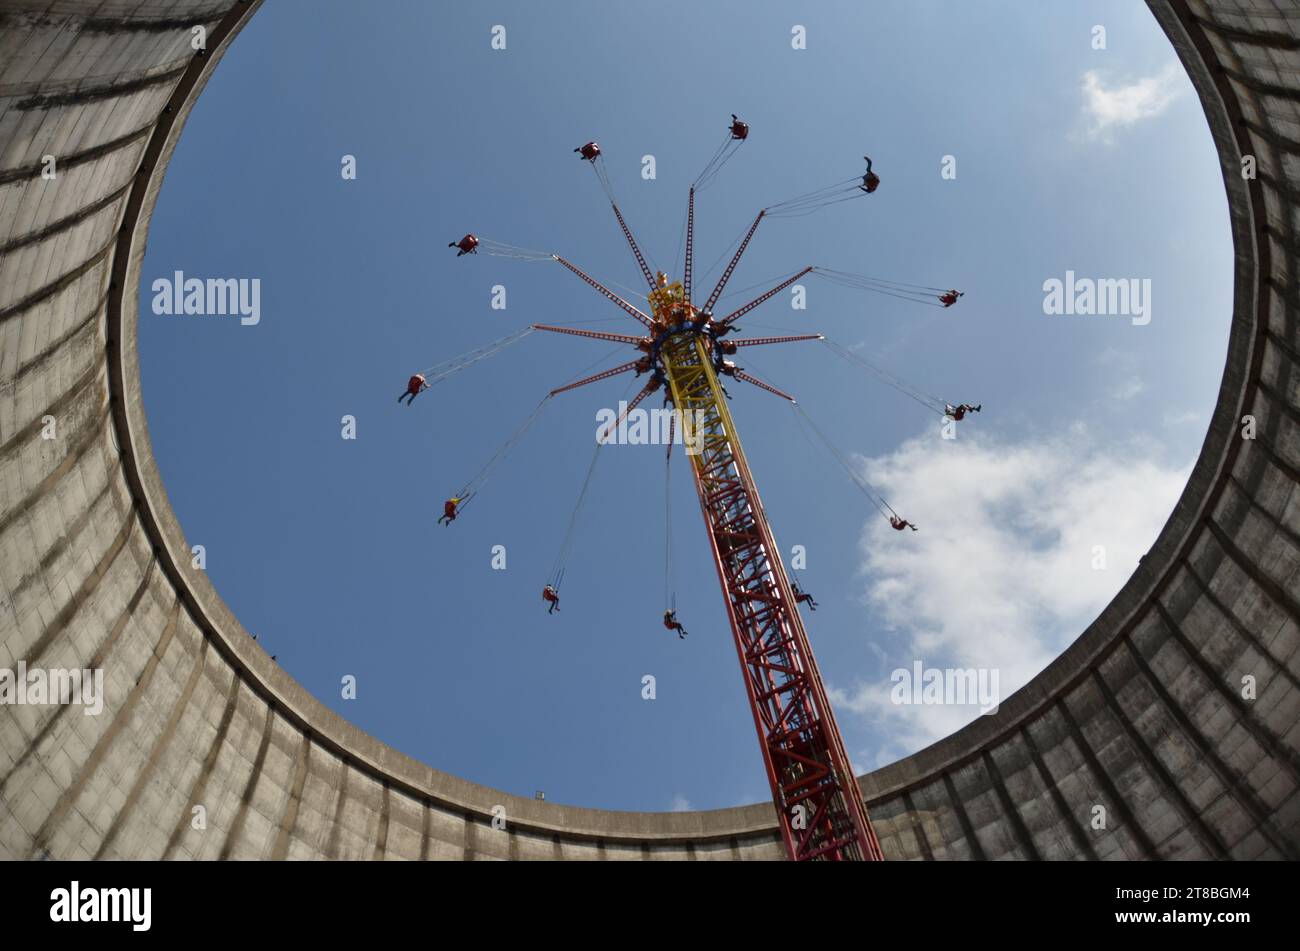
412, 115, 978, 862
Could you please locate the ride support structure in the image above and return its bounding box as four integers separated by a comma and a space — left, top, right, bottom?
440, 117, 966, 860
659, 332, 883, 862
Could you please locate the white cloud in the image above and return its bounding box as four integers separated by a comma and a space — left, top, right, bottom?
1078, 63, 1185, 141
670, 794, 692, 812
829, 426, 1191, 768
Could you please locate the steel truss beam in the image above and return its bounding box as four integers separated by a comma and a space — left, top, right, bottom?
659, 333, 883, 861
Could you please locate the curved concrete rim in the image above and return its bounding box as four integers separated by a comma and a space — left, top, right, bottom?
110, 0, 1264, 836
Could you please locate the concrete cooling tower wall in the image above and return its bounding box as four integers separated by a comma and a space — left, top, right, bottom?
0, 0, 1297, 859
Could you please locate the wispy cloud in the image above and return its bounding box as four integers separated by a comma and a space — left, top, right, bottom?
1162, 409, 1202, 428
1111, 376, 1146, 402
670, 794, 692, 812
1094, 347, 1146, 404
1077, 63, 1185, 141
829, 426, 1191, 768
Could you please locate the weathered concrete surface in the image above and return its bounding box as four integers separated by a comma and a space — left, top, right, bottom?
0, 0, 1296, 860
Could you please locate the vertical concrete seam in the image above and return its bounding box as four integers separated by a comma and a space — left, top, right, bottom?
0, 406, 113, 540
27, 593, 180, 857
1055, 696, 1157, 858
0, 361, 105, 461
95, 637, 211, 859
217, 702, 274, 859
0, 287, 106, 392
21, 506, 136, 668
162, 669, 241, 859
1177, 555, 1300, 697
1152, 593, 1300, 782
1188, 13, 1300, 51
1223, 468, 1300, 563
1219, 66, 1300, 104
980, 749, 1042, 860
1121, 635, 1297, 858
269, 732, 311, 861
1239, 422, 1300, 489
14, 63, 190, 111
462, 812, 476, 861
371, 782, 390, 861
0, 179, 134, 255
0, 122, 152, 187
1018, 725, 1098, 860
418, 799, 432, 861
1203, 518, 1300, 626
1254, 378, 1300, 430
0, 545, 155, 797
900, 789, 935, 861
1088, 668, 1230, 859
324, 759, 349, 860
27, 476, 117, 584
0, 236, 115, 324
940, 773, 986, 860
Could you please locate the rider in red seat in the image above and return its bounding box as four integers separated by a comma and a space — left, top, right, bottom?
663, 610, 688, 639
437, 497, 461, 526
449, 234, 479, 257
542, 585, 561, 614
399, 373, 427, 406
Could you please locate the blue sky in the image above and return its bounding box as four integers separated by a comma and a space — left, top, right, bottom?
139, 0, 1231, 811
